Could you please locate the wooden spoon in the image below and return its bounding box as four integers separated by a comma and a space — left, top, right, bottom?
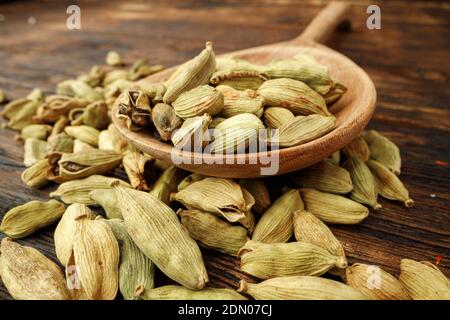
112, 2, 376, 178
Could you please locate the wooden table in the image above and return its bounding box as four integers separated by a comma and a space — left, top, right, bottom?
0, 0, 448, 299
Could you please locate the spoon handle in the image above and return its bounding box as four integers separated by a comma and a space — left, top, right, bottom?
293, 1, 350, 45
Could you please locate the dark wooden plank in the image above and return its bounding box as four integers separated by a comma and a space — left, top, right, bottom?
0, 0, 449, 299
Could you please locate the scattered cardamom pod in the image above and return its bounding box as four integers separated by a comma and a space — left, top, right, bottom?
50, 115, 70, 136
152, 103, 183, 141
149, 165, 186, 204
342, 136, 370, 161
172, 85, 224, 119
64, 125, 100, 147
33, 95, 89, 124
177, 173, 206, 191
363, 130, 401, 175
46, 132, 74, 154
23, 138, 47, 167
122, 151, 155, 191
20, 158, 52, 189
6, 100, 41, 130
140, 285, 247, 300
21, 124, 52, 140
238, 179, 271, 215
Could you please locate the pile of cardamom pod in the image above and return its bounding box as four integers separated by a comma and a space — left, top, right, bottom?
0, 48, 448, 301
116, 42, 345, 151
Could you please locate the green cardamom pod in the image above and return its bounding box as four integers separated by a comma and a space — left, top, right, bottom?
21, 124, 52, 140
238, 179, 271, 215
151, 103, 183, 141
64, 125, 100, 147
20, 158, 52, 189
141, 285, 247, 300
172, 85, 224, 119
363, 130, 401, 175
122, 152, 155, 191
23, 138, 47, 167
263, 107, 295, 129
210, 69, 269, 91
171, 113, 212, 150
216, 85, 264, 118
342, 136, 370, 161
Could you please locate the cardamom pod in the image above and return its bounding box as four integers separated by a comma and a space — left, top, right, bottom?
98, 123, 132, 153
342, 136, 370, 161
263, 107, 295, 129
399, 259, 450, 300
210, 69, 269, 91
346, 263, 411, 300
149, 166, 187, 204
2, 98, 35, 120
367, 159, 413, 207
215, 57, 260, 73
81, 101, 110, 130
0, 238, 70, 300
238, 179, 271, 215
215, 85, 264, 118
123, 151, 155, 191
363, 130, 401, 175
64, 125, 100, 147
113, 184, 208, 290
252, 189, 304, 243
140, 285, 247, 300
46, 132, 74, 154
21, 158, 52, 189
0, 199, 65, 239
172, 85, 224, 119
300, 188, 369, 224
163, 42, 216, 103
50, 115, 70, 136
152, 103, 183, 141
69, 80, 103, 102
117, 90, 152, 131
171, 113, 212, 150
323, 81, 347, 105
238, 276, 369, 300
178, 173, 206, 191
257, 78, 331, 116
23, 138, 47, 167
290, 160, 353, 194
33, 95, 89, 124
21, 124, 52, 140
179, 209, 248, 256
73, 139, 96, 152
89, 189, 122, 219
209, 116, 225, 129
344, 156, 381, 209
6, 100, 41, 130
104, 70, 129, 86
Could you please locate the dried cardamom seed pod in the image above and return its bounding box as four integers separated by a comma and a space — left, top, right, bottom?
81, 101, 110, 130
33, 95, 89, 124
171, 177, 247, 223
399, 259, 450, 300
50, 174, 131, 205
257, 78, 331, 116
98, 123, 132, 153
140, 285, 247, 300
2, 98, 34, 120
104, 79, 133, 104
290, 160, 353, 194
104, 70, 129, 86
0, 199, 65, 239
179, 209, 248, 256
172, 85, 224, 119
89, 189, 122, 219
239, 240, 347, 279
329, 150, 341, 165
178, 173, 206, 191
163, 42, 216, 103
363, 130, 401, 175
129, 64, 164, 81
344, 156, 381, 210
367, 159, 413, 207
135, 82, 164, 101
68, 218, 119, 300
261, 55, 333, 95
46, 132, 74, 154
73, 139, 96, 152
69, 80, 103, 102
238, 276, 369, 300
210, 69, 269, 91
293, 210, 346, 262
152, 103, 183, 141
346, 263, 411, 300
23, 138, 47, 167
149, 166, 187, 204
21, 124, 52, 140
324, 81, 347, 105
68, 108, 85, 126
117, 90, 152, 131
50, 115, 70, 136
208, 113, 265, 154
300, 188, 369, 224
6, 100, 41, 130
239, 190, 256, 232
171, 113, 212, 150
263, 107, 295, 129
342, 136, 370, 162
113, 184, 208, 290
54, 203, 95, 266
122, 152, 155, 191
215, 85, 264, 118
101, 218, 155, 300
0, 238, 70, 300
21, 158, 52, 189
238, 179, 271, 215
64, 125, 100, 147
252, 189, 304, 243
268, 115, 336, 148
106, 51, 122, 66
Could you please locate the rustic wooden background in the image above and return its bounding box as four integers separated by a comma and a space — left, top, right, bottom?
0, 0, 449, 299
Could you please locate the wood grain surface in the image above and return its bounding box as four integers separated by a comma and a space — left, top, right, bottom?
0, 0, 449, 300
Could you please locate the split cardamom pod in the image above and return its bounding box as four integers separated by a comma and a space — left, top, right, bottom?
171, 113, 212, 150
117, 90, 152, 131
122, 151, 155, 191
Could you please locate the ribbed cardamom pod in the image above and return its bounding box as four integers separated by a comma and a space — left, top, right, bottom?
171, 177, 247, 223
69, 80, 103, 102
346, 263, 411, 300
1, 98, 27, 120
300, 188, 369, 224
151, 103, 183, 141
344, 156, 381, 210
149, 166, 187, 204
104, 70, 129, 86
122, 152, 155, 191
0, 199, 65, 239
178, 173, 206, 191
269, 115, 336, 148
117, 90, 152, 131
171, 113, 212, 150
48, 150, 123, 182
329, 150, 341, 165
238, 179, 271, 215
208, 113, 265, 154
46, 132, 74, 154
89, 189, 122, 219
323, 81, 347, 105
101, 218, 155, 300
293, 210, 346, 263
50, 115, 70, 136
33, 95, 89, 124
73, 139, 96, 153
290, 160, 353, 194
81, 101, 110, 130
263, 107, 295, 129
342, 136, 370, 161
6, 100, 41, 130
140, 285, 247, 300
113, 185, 208, 290
50, 175, 131, 205
67, 218, 119, 300
239, 240, 347, 279
163, 42, 216, 103
210, 69, 269, 91
23, 138, 47, 167
172, 85, 224, 119
363, 130, 401, 175
215, 85, 264, 118
252, 189, 304, 243
0, 238, 70, 300
128, 61, 164, 81
64, 125, 100, 147
257, 78, 331, 116
261, 55, 333, 95
21, 158, 52, 189
98, 123, 132, 153
399, 259, 450, 300
179, 209, 248, 256
367, 159, 414, 207
54, 203, 95, 266
21, 124, 52, 140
